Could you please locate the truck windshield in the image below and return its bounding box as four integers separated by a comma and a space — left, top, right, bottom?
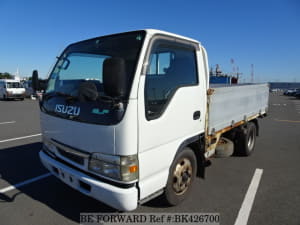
6, 82, 23, 88
41, 31, 145, 125
46, 31, 145, 99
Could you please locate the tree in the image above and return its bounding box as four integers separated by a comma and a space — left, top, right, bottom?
0, 72, 13, 79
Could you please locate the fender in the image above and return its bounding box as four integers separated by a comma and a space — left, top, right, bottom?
173, 133, 206, 178
251, 118, 259, 136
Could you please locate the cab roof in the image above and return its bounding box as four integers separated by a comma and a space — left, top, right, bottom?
144, 29, 200, 45
69, 29, 201, 48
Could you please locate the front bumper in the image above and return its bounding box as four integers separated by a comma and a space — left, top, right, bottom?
6, 93, 25, 98
39, 150, 138, 211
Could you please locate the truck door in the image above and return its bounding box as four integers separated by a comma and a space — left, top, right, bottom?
137, 36, 206, 199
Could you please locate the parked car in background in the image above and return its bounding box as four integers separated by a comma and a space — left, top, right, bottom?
284, 89, 297, 96
270, 88, 281, 93
0, 79, 26, 100
294, 89, 300, 98
22, 80, 34, 98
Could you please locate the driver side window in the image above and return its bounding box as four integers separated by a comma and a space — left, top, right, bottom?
145, 40, 198, 120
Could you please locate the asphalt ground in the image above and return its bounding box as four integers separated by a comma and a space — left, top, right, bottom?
0, 94, 299, 225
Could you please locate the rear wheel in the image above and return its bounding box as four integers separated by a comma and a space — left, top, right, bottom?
235, 122, 256, 156
163, 147, 197, 206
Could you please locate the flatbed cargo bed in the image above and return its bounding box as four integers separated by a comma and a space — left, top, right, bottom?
207, 83, 269, 135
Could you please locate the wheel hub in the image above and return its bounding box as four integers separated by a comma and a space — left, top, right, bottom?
247, 128, 255, 151
172, 158, 192, 195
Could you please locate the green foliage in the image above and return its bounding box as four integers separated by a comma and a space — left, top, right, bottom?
0, 72, 13, 79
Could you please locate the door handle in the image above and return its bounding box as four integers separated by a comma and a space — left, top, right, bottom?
193, 111, 201, 120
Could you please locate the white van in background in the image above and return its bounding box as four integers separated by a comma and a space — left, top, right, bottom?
0, 79, 26, 100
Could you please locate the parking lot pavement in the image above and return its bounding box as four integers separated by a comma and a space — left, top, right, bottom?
0, 96, 299, 225
0, 139, 44, 189
248, 95, 300, 225
0, 99, 41, 140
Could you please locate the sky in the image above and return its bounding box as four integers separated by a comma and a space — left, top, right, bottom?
0, 0, 299, 82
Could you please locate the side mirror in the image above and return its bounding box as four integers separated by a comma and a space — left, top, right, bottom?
103, 58, 127, 98
39, 80, 47, 91
32, 70, 39, 92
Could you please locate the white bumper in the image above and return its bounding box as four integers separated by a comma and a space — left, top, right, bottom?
39, 151, 138, 211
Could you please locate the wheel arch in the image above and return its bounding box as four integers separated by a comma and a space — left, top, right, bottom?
250, 118, 259, 136
173, 134, 206, 179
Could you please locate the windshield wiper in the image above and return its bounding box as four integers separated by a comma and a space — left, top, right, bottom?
97, 95, 126, 111
44, 91, 125, 109
43, 91, 77, 101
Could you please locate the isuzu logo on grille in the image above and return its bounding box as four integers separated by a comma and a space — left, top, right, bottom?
54, 104, 80, 116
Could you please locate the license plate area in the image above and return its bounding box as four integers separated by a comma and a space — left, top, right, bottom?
51, 166, 91, 194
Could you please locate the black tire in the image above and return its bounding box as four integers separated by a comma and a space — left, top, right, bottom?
20, 98, 24, 101
235, 122, 256, 156
163, 147, 197, 206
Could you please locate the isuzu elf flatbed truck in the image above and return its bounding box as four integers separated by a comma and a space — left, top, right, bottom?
34, 29, 269, 211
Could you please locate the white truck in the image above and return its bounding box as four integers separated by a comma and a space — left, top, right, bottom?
0, 79, 26, 100
34, 29, 269, 211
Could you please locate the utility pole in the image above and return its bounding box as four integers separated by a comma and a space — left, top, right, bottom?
251, 64, 254, 83
230, 58, 235, 76
236, 66, 243, 81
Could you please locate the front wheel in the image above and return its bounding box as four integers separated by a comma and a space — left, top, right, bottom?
163, 147, 197, 206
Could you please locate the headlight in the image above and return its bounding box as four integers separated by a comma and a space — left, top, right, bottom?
89, 153, 138, 182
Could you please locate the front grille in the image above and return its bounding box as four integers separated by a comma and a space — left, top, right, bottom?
57, 147, 84, 165
9, 94, 23, 98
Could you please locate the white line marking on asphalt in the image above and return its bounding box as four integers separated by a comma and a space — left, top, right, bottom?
0, 133, 42, 143
0, 121, 16, 125
234, 168, 263, 225
0, 173, 52, 194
